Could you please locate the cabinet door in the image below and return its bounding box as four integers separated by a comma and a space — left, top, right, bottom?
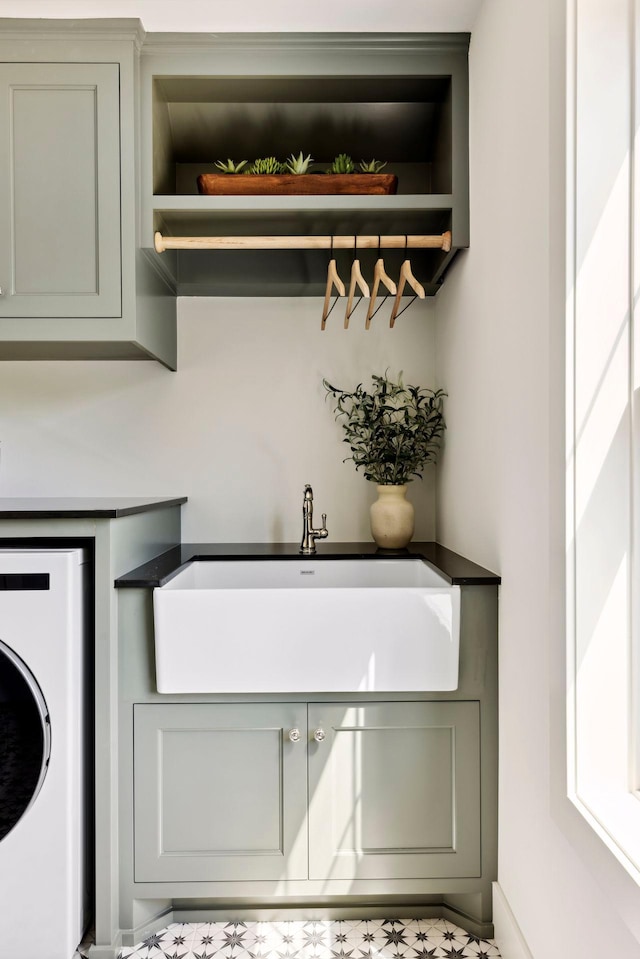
308, 701, 480, 880
0, 63, 121, 318
134, 703, 308, 882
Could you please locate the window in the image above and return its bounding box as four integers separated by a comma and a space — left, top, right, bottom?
566, 0, 640, 882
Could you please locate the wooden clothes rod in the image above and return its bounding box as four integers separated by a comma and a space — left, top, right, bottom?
154, 231, 452, 253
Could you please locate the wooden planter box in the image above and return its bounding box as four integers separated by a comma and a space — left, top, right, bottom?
196, 173, 398, 196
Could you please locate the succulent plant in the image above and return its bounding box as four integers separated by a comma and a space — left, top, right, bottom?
327, 153, 355, 174
359, 159, 388, 174
284, 151, 314, 174
213, 158, 249, 174
246, 156, 287, 175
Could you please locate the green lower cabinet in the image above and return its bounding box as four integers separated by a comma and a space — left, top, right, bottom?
133, 703, 309, 882
308, 702, 481, 881
134, 700, 481, 886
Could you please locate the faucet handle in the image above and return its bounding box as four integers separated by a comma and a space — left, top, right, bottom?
321, 513, 327, 529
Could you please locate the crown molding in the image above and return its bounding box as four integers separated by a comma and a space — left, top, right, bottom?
0, 18, 146, 49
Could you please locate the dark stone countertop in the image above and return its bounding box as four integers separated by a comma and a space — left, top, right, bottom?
0, 497, 188, 519
115, 541, 501, 588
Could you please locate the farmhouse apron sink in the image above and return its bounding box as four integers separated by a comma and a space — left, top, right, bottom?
152, 558, 461, 693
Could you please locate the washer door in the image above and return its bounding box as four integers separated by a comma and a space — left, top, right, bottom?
0, 639, 51, 842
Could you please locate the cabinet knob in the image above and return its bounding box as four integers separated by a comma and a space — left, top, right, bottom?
314, 728, 326, 743
288, 728, 301, 743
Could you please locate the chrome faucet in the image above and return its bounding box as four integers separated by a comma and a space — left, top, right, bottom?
299, 484, 328, 554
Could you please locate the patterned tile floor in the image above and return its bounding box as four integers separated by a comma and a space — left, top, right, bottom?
116, 919, 501, 959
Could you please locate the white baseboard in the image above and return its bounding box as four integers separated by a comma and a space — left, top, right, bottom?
492, 882, 534, 959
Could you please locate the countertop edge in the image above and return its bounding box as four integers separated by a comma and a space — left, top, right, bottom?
115, 542, 501, 588
0, 497, 188, 519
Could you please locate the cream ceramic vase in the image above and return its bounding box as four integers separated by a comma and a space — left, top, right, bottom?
369, 484, 415, 549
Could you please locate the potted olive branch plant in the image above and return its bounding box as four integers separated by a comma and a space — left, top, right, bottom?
323, 372, 446, 548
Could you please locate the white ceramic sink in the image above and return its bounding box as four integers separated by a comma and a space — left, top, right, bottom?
153, 559, 460, 694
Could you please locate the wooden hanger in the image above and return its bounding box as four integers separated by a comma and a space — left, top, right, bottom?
365, 240, 397, 329
321, 238, 346, 330
389, 239, 426, 327
344, 236, 371, 328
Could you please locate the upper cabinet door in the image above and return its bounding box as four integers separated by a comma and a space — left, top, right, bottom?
0, 63, 121, 318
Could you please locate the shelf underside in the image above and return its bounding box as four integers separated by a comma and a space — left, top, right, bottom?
153, 196, 455, 239
167, 247, 458, 297
151, 201, 458, 296
154, 75, 452, 106
154, 192, 453, 211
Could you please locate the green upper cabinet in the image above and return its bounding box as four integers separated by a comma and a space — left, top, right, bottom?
0, 62, 122, 319
0, 23, 469, 364
0, 20, 177, 368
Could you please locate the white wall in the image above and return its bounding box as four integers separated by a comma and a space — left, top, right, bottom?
0, 0, 481, 33
0, 297, 437, 543
435, 0, 640, 956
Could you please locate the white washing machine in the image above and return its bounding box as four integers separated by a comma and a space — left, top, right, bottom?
0, 548, 89, 959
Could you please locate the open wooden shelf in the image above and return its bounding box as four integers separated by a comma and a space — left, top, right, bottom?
140, 33, 469, 296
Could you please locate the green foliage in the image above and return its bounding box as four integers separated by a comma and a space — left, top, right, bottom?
213, 158, 249, 173
359, 158, 388, 173
327, 153, 355, 174
285, 151, 314, 174
246, 156, 287, 174
214, 153, 389, 176
323, 372, 446, 485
